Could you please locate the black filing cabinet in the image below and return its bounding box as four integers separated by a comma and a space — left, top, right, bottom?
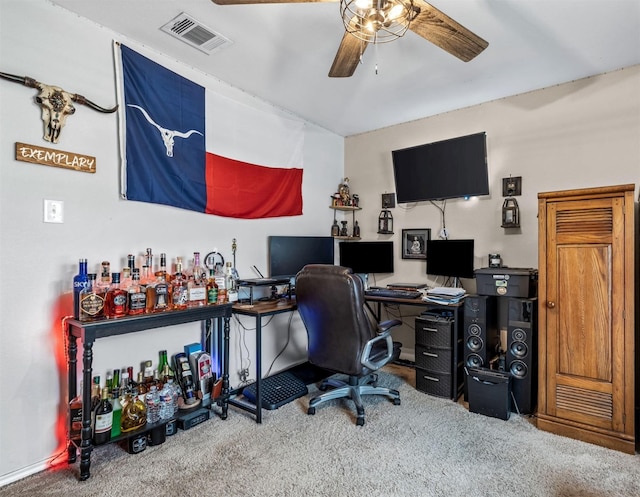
414, 303, 464, 400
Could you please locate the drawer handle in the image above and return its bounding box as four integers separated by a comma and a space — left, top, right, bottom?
422, 352, 438, 358
422, 327, 438, 332
423, 375, 440, 382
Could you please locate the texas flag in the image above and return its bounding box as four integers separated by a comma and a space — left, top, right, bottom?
119, 44, 303, 219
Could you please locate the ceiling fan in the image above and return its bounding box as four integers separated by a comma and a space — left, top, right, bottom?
211, 0, 488, 77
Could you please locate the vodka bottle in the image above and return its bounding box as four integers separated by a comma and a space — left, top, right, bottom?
93, 388, 113, 445
225, 262, 238, 303
105, 272, 128, 318
73, 258, 90, 319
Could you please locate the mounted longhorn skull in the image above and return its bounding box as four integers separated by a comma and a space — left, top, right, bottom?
0, 72, 117, 144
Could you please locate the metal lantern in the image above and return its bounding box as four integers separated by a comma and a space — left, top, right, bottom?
501, 197, 520, 228
378, 209, 393, 234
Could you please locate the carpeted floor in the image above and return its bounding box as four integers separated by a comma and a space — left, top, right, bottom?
2, 364, 639, 497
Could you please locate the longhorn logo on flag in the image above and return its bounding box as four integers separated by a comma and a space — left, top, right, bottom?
119, 44, 303, 218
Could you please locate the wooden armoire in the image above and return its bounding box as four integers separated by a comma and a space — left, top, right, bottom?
537, 184, 635, 454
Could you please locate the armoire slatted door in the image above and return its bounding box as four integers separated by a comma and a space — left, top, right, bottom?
537, 184, 635, 454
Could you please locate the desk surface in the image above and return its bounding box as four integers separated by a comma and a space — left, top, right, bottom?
232, 298, 297, 316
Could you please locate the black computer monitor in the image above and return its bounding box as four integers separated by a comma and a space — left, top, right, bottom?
426, 239, 475, 279
268, 236, 335, 278
338, 241, 394, 274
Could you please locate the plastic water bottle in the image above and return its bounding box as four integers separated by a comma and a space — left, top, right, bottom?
145, 385, 160, 424
158, 382, 174, 420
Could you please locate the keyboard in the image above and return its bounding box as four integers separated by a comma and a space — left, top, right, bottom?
242, 372, 308, 410
364, 288, 422, 299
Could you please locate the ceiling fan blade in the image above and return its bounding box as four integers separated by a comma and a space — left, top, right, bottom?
329, 31, 368, 78
212, 0, 337, 4
409, 0, 488, 62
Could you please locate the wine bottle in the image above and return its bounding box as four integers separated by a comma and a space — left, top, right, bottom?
93, 387, 113, 445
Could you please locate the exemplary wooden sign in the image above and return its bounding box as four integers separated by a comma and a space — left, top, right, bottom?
15, 142, 96, 173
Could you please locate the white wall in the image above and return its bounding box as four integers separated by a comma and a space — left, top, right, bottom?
0, 0, 343, 484
345, 66, 640, 357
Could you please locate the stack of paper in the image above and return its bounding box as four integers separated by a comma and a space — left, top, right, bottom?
423, 287, 466, 304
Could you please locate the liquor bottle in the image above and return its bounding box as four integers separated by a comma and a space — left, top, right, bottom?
158, 350, 175, 381
206, 269, 218, 305
187, 254, 207, 308
215, 264, 227, 304
225, 262, 238, 303
147, 271, 170, 313
69, 386, 83, 441
110, 386, 122, 439
171, 258, 188, 310
120, 391, 147, 433
189, 252, 206, 282
96, 261, 111, 293
173, 353, 198, 407
127, 268, 147, 315
79, 274, 105, 321
105, 272, 128, 318
90, 375, 101, 411
73, 258, 90, 320
93, 387, 113, 445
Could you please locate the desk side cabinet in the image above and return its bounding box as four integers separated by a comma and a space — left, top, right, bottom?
414, 304, 464, 400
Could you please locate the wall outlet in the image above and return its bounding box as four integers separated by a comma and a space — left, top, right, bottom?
44, 199, 64, 223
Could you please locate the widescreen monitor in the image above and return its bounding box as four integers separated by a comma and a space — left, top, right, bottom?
392, 132, 489, 203
426, 239, 475, 279
268, 236, 335, 278
339, 241, 394, 274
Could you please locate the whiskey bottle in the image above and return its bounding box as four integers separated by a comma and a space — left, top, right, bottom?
105, 272, 128, 318
206, 269, 218, 305
127, 268, 146, 316
171, 259, 188, 311
79, 274, 105, 321
69, 387, 83, 441
96, 261, 111, 293
93, 387, 113, 445
73, 258, 90, 320
147, 271, 170, 313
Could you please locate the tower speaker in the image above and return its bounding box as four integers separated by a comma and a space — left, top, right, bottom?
463, 295, 499, 400
506, 297, 538, 414
463, 295, 499, 369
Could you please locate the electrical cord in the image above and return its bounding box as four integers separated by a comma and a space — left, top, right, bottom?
265, 311, 295, 377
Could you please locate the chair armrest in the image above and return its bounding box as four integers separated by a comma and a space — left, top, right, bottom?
361, 319, 401, 371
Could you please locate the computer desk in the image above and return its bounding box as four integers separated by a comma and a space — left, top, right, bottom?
224, 298, 297, 423
365, 294, 429, 321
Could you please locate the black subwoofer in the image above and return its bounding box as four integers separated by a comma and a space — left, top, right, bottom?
463, 295, 499, 399
506, 297, 538, 414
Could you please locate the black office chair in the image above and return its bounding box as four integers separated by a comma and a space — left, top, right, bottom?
295, 264, 402, 426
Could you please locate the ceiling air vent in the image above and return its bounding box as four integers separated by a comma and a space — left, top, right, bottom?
161, 13, 231, 54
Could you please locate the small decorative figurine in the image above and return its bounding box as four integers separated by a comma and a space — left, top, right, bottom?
340, 221, 349, 237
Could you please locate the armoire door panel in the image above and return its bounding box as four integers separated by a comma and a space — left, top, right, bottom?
556, 244, 612, 381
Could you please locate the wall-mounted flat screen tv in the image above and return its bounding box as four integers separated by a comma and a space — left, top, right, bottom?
426, 239, 475, 279
339, 241, 394, 274
268, 236, 335, 278
392, 132, 489, 203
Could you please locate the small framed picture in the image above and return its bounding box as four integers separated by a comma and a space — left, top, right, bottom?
402, 228, 431, 259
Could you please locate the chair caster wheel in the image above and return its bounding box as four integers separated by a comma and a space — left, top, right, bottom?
307, 407, 316, 415
356, 417, 365, 426
393, 398, 401, 406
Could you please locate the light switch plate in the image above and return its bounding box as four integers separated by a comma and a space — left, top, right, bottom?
44, 199, 64, 223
